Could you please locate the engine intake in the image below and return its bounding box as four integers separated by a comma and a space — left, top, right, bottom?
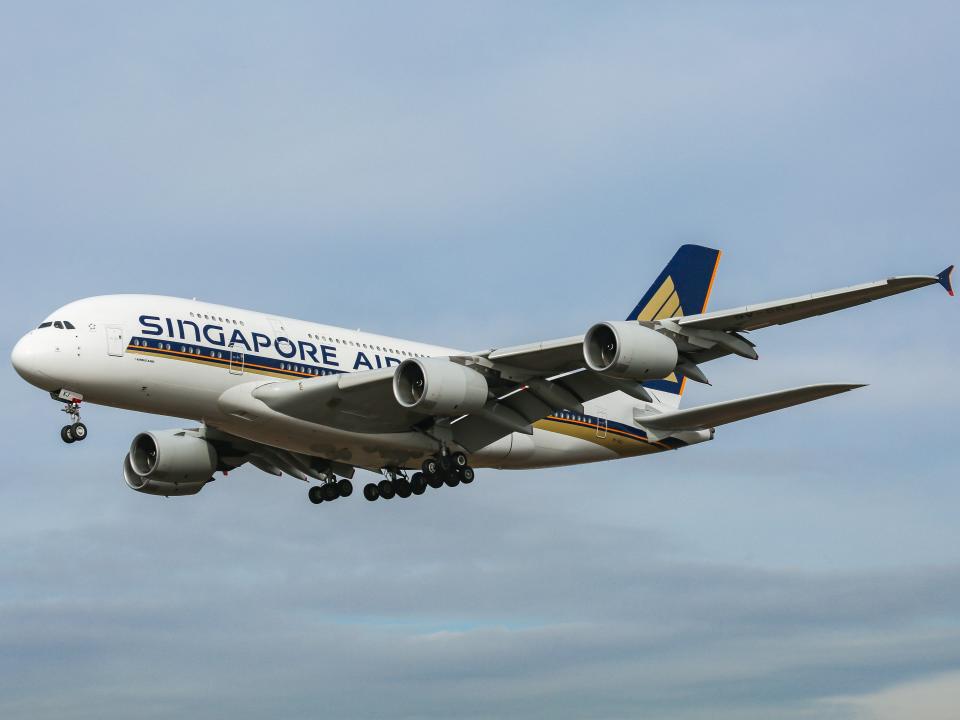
393, 357, 489, 416
123, 430, 218, 497
583, 321, 678, 381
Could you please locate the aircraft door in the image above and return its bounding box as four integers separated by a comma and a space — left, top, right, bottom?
228, 344, 244, 375
106, 326, 125, 357
595, 408, 608, 439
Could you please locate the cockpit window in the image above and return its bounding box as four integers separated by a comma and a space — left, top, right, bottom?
54, 321, 64, 329
63, 321, 75, 329
38, 322, 52, 328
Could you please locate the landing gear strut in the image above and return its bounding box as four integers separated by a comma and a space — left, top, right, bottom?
59, 400, 87, 444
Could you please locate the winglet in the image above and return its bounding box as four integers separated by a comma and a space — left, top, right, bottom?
937, 265, 954, 296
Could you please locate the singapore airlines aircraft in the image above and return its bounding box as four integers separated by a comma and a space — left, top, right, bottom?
11, 245, 954, 505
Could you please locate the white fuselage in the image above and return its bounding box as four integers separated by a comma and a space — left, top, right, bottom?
11, 295, 710, 473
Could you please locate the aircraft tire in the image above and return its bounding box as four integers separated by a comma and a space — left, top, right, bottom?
410, 472, 427, 495
363, 483, 379, 501
337, 478, 353, 497
451, 452, 468, 468
378, 479, 396, 499
308, 486, 324, 504
444, 472, 460, 488
72, 423, 88, 441
60, 425, 75, 443
460, 466, 475, 484
395, 478, 412, 498
422, 458, 439, 478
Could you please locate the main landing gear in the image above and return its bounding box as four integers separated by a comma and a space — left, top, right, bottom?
308, 477, 353, 505
59, 401, 88, 444
363, 452, 475, 502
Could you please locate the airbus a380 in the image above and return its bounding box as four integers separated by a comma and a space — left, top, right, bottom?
10, 245, 954, 505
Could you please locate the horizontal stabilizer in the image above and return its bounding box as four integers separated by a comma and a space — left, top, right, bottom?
636, 383, 865, 438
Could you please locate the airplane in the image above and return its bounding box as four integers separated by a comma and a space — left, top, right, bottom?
10, 245, 954, 505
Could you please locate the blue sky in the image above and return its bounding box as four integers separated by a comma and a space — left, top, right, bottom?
1, 2, 957, 718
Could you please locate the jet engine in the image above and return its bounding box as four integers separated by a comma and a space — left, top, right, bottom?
583, 321, 679, 381
122, 430, 218, 496
393, 357, 489, 416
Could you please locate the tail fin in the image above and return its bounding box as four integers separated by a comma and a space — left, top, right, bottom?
627, 244, 721, 403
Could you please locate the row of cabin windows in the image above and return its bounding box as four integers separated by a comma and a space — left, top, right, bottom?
181, 314, 425, 359
189, 311, 244, 326
131, 337, 338, 376
304, 332, 426, 357
278, 363, 336, 376
37, 321, 75, 330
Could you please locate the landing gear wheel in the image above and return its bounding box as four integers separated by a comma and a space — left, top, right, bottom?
451, 452, 468, 468
422, 458, 439, 478
427, 473, 444, 489
439, 455, 454, 473
337, 478, 353, 497
60, 425, 75, 444
460, 466, 475, 484
378, 479, 396, 499
72, 423, 88, 441
410, 472, 427, 495
321, 482, 339, 501
395, 477, 412, 498
363, 483, 380, 501
308, 486, 324, 504
444, 472, 461, 488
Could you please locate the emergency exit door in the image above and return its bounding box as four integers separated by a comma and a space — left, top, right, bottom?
106, 326, 124, 357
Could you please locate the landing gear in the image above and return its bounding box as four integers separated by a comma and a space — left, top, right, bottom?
58, 401, 87, 443
365, 455, 477, 502
308, 477, 353, 505
421, 451, 475, 491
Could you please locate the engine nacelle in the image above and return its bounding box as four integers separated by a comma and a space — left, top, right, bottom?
122, 430, 218, 497
393, 357, 489, 416
583, 321, 679, 381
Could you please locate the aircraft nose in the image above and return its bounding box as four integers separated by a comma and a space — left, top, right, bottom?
11, 333, 53, 389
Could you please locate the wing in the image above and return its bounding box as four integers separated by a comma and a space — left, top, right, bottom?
248, 367, 420, 434
217, 258, 952, 459
634, 383, 864, 440
676, 273, 949, 332
653, 266, 954, 381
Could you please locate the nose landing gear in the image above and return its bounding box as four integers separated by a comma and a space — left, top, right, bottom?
59, 399, 87, 444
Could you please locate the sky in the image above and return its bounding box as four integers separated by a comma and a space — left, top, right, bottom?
0, 2, 958, 718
